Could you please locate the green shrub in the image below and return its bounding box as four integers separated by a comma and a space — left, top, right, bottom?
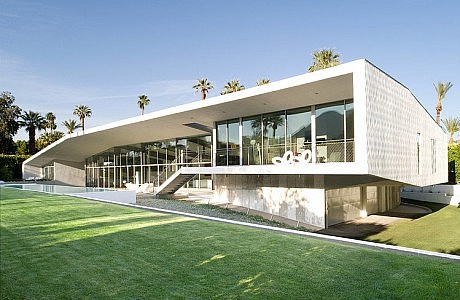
0, 154, 30, 181
448, 143, 460, 183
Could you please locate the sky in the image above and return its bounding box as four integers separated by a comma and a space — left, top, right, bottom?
1, 0, 459, 141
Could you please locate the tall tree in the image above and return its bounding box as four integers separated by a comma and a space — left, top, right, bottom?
307, 48, 340, 72
137, 95, 150, 115
36, 131, 64, 150
18, 110, 46, 154
442, 117, 460, 144
0, 91, 22, 154
73, 105, 92, 131
434, 82, 453, 124
221, 80, 245, 95
62, 119, 82, 134
15, 140, 28, 155
45, 112, 57, 133
193, 79, 214, 100
256, 79, 270, 86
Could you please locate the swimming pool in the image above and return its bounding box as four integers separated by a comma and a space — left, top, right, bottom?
4, 183, 113, 194
2, 183, 136, 204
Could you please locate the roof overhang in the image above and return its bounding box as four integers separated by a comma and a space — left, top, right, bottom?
24, 59, 363, 168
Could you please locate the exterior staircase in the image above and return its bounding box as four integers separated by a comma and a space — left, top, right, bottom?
154, 169, 196, 196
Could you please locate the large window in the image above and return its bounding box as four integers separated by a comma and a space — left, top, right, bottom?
217, 99, 354, 166
263, 112, 286, 164
216, 120, 240, 166
216, 122, 228, 166
228, 120, 240, 165
85, 135, 211, 188
315, 100, 354, 162
242, 116, 262, 165
286, 107, 311, 155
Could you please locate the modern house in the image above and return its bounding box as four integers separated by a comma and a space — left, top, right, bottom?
23, 59, 447, 229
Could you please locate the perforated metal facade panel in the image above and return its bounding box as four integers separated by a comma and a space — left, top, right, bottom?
364, 62, 447, 186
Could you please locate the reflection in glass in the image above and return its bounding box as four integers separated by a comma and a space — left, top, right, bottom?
216, 122, 227, 166
242, 116, 262, 165
286, 107, 311, 156
227, 120, 240, 165
263, 112, 285, 164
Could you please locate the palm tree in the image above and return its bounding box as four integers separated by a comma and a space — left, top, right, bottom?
193, 79, 214, 100
45, 112, 57, 133
36, 131, 64, 150
434, 82, 453, 124
256, 79, 270, 86
221, 80, 245, 95
62, 119, 82, 134
73, 105, 92, 131
307, 48, 340, 72
137, 95, 150, 115
18, 110, 46, 154
442, 117, 460, 144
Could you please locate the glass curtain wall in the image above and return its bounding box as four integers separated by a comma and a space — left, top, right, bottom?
86, 135, 211, 188
217, 99, 353, 165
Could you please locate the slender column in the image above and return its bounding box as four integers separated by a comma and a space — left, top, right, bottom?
212, 126, 217, 167
239, 118, 243, 165
311, 105, 317, 163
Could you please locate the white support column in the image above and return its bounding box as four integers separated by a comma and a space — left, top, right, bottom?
239, 118, 243, 166
311, 105, 317, 163
212, 126, 217, 167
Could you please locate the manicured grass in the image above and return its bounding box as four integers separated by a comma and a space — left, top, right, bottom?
366, 200, 460, 255
1, 188, 459, 299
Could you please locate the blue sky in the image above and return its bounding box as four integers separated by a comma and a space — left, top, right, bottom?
1, 0, 459, 140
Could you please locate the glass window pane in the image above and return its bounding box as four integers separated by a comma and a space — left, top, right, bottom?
345, 100, 354, 162
228, 120, 240, 165
216, 122, 228, 166
242, 116, 262, 165
263, 112, 285, 164
316, 101, 345, 162
287, 107, 311, 155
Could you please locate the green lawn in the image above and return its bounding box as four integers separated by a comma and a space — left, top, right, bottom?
366, 200, 460, 255
1, 188, 459, 299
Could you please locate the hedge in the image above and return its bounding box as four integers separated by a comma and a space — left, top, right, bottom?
448, 143, 460, 183
0, 154, 30, 181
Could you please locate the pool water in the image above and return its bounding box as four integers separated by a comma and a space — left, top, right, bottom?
3, 184, 113, 194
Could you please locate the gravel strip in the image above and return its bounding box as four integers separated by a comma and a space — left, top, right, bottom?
136, 196, 312, 232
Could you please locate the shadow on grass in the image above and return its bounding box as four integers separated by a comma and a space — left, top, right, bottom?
439, 248, 460, 255
317, 222, 389, 239
401, 198, 448, 213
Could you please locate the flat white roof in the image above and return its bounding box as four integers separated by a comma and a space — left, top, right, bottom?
24, 60, 363, 167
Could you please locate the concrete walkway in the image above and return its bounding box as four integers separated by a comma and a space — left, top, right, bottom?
318, 203, 432, 239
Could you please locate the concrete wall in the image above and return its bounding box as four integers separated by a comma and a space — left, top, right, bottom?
326, 185, 401, 226
366, 186, 379, 214
364, 62, 448, 186
401, 185, 460, 206
212, 174, 326, 228
212, 174, 403, 228
23, 164, 42, 180
326, 187, 361, 226
54, 161, 85, 186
